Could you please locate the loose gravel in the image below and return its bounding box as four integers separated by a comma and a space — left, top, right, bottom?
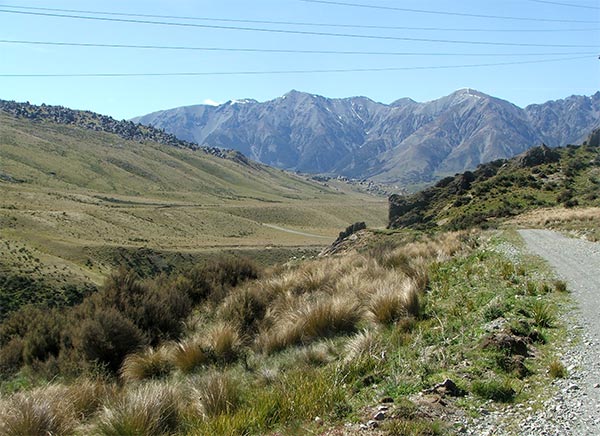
471, 229, 600, 436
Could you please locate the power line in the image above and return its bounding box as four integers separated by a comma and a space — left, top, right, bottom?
299, 0, 598, 24
525, 0, 600, 10
0, 3, 597, 32
2, 39, 597, 57
0, 9, 598, 49
0, 55, 593, 78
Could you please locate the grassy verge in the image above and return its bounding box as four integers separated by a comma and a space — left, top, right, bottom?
0, 229, 572, 435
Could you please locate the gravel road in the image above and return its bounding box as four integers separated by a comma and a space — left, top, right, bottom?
515, 229, 600, 435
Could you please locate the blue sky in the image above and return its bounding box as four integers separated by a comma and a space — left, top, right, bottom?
1, 0, 599, 119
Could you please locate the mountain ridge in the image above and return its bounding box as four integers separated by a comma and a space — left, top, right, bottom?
133, 89, 600, 186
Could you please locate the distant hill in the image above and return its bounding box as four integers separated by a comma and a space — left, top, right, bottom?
133, 90, 600, 186
388, 129, 600, 230
0, 101, 388, 317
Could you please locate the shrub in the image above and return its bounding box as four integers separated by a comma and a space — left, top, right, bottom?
0, 337, 24, 377
193, 371, 242, 418
69, 307, 147, 373
183, 256, 260, 303
21, 310, 64, 365
87, 269, 191, 345
97, 382, 182, 436
120, 347, 173, 382
472, 379, 515, 402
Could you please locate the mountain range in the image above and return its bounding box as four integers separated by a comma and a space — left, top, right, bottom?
133, 89, 600, 186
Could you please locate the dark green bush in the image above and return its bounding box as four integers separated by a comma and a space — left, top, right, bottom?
69, 307, 147, 373
0, 337, 24, 376
181, 256, 260, 303
22, 310, 64, 364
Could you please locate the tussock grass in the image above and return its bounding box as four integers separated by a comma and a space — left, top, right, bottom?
549, 359, 567, 379
120, 346, 173, 382
527, 300, 556, 328
170, 337, 209, 373
368, 278, 421, 325
97, 382, 182, 436
259, 296, 363, 353
344, 329, 382, 362
299, 341, 337, 366
472, 379, 516, 403
193, 371, 242, 418
0, 385, 76, 436
206, 323, 242, 363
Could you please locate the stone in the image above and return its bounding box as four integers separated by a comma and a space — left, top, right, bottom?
426, 378, 466, 397
373, 411, 386, 421
367, 420, 379, 429
481, 332, 529, 357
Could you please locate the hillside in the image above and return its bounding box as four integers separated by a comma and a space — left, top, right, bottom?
388, 130, 600, 231
133, 90, 600, 186
0, 103, 387, 318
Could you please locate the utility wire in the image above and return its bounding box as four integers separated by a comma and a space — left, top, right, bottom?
0, 3, 597, 32
0, 9, 598, 49
0, 55, 593, 78
299, 0, 598, 23
525, 0, 600, 10
1, 39, 597, 57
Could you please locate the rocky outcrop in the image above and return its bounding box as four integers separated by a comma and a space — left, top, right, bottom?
514, 144, 561, 168
584, 129, 600, 147
0, 100, 237, 161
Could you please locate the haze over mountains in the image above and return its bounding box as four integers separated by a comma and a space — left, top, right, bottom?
133, 89, 600, 185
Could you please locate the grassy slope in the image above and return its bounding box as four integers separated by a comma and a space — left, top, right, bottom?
0, 112, 386, 315
389, 144, 600, 230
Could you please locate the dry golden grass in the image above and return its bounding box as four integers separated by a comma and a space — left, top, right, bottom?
97, 382, 182, 436
205, 323, 242, 363
514, 206, 600, 227
120, 347, 173, 383
298, 341, 338, 366
192, 371, 241, 418
368, 278, 421, 325
170, 337, 210, 374
512, 207, 600, 241
259, 296, 363, 353
344, 329, 382, 362
0, 385, 76, 436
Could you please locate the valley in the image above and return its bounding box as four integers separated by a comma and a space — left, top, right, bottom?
0, 106, 387, 318
1, 99, 599, 436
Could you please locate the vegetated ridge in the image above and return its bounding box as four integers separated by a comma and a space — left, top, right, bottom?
0, 99, 241, 161
133, 89, 600, 186
388, 129, 600, 230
